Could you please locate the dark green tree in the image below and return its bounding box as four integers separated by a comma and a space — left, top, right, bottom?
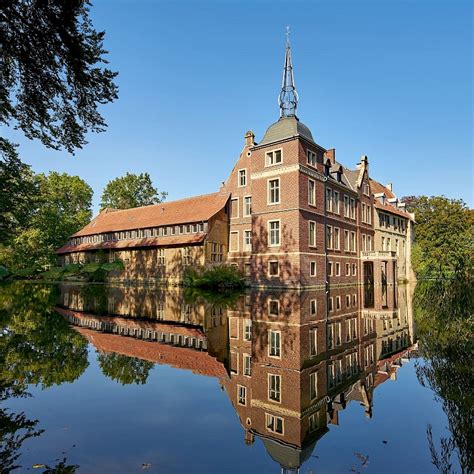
100, 172, 167, 210
404, 196, 473, 277
0, 172, 93, 271
0, 139, 38, 245
414, 277, 474, 473
1, 0, 118, 153
98, 352, 154, 385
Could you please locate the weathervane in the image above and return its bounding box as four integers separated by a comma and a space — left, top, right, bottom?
278, 26, 299, 118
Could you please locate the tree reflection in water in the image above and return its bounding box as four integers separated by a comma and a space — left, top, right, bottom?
414, 276, 474, 473
98, 352, 154, 385
0, 282, 87, 472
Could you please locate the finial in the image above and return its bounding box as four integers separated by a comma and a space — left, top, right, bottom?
278, 27, 298, 118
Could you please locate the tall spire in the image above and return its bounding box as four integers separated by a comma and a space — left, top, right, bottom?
278, 26, 299, 118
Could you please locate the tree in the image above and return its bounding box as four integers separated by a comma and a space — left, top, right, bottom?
1, 0, 118, 154
404, 196, 473, 277
100, 172, 167, 210
0, 139, 38, 245
98, 352, 154, 385
0, 172, 93, 271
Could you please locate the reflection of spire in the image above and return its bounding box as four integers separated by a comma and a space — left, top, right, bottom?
278, 26, 299, 118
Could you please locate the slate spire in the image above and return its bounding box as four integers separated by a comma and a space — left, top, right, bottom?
278, 27, 299, 118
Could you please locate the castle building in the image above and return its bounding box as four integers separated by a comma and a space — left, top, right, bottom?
56, 35, 414, 288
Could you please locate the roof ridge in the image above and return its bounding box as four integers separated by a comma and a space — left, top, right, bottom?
97, 191, 228, 216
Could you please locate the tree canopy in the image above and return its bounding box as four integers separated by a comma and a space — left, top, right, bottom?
100, 172, 167, 210
1, 0, 118, 153
404, 196, 473, 277
0, 170, 93, 272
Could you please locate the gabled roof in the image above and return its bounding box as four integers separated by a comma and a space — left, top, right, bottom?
370, 179, 412, 219
72, 192, 229, 237
370, 179, 396, 199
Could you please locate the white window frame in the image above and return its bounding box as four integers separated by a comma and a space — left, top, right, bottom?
268, 330, 282, 358
244, 230, 252, 252
237, 384, 247, 406
265, 413, 284, 435
310, 299, 317, 316
309, 220, 317, 248
243, 195, 252, 217
229, 231, 239, 252
268, 373, 282, 403
308, 178, 316, 206
309, 327, 317, 357
268, 178, 281, 205
230, 198, 239, 219
238, 168, 247, 187
268, 260, 280, 278
310, 261, 317, 277
268, 219, 281, 247
307, 149, 317, 167
265, 148, 283, 167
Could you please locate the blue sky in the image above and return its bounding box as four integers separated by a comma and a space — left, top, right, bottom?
5, 0, 473, 212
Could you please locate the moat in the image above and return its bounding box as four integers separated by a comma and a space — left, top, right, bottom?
0, 279, 471, 473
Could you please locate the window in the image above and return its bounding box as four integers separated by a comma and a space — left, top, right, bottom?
238, 385, 247, 405
328, 363, 335, 388
352, 264, 357, 276
335, 262, 341, 277
244, 262, 251, 277
310, 261, 317, 277
266, 149, 282, 166
346, 294, 351, 307
310, 299, 317, 316
327, 323, 334, 349
230, 232, 239, 252
182, 247, 192, 266
244, 319, 252, 341
328, 262, 333, 277
308, 179, 316, 205
268, 374, 281, 402
269, 331, 281, 357
344, 195, 350, 217
244, 196, 252, 216
269, 299, 279, 317
268, 178, 280, 204
210, 242, 223, 262
309, 328, 318, 357
326, 225, 333, 249
335, 322, 342, 346
310, 372, 318, 400
334, 227, 340, 250
266, 413, 284, 434
350, 231, 356, 252
309, 412, 319, 432
328, 296, 333, 312
344, 230, 349, 251
230, 198, 239, 218
336, 295, 341, 310
350, 198, 356, 219
268, 220, 280, 246
309, 221, 317, 247
243, 354, 251, 376
244, 230, 252, 251
333, 191, 340, 214
307, 149, 317, 167
269, 261, 279, 277
346, 263, 350, 276
326, 188, 333, 212
238, 169, 247, 187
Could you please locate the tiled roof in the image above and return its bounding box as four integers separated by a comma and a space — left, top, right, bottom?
72, 192, 229, 237
56, 233, 206, 254
370, 179, 396, 199
74, 327, 228, 379
258, 116, 315, 147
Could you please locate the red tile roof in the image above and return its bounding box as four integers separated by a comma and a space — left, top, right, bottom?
370, 179, 395, 199
56, 233, 206, 254
74, 326, 228, 379
370, 179, 412, 220
374, 200, 412, 219
72, 192, 229, 237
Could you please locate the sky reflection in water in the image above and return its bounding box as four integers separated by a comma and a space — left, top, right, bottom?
0, 281, 469, 473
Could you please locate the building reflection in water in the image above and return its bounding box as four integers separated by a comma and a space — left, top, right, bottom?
56, 282, 416, 472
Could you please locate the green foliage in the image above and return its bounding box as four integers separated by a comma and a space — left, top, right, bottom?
0, 266, 9, 280
0, 139, 38, 245
184, 265, 245, 291
413, 276, 474, 472
0, 282, 89, 399
1, 172, 93, 273
100, 172, 167, 210
406, 196, 473, 277
97, 352, 154, 385
1, 0, 118, 154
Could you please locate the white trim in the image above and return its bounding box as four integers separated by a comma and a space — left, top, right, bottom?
229, 231, 239, 252
268, 329, 282, 359
267, 219, 281, 247
238, 168, 247, 188
243, 195, 252, 217
267, 177, 281, 205
265, 147, 283, 167
268, 260, 280, 277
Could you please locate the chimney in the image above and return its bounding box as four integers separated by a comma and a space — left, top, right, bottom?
386, 183, 393, 192
325, 148, 336, 165
244, 130, 255, 147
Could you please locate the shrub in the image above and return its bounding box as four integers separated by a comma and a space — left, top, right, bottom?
184, 264, 244, 290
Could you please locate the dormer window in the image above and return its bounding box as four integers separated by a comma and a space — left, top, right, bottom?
307, 149, 317, 167
324, 159, 331, 177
